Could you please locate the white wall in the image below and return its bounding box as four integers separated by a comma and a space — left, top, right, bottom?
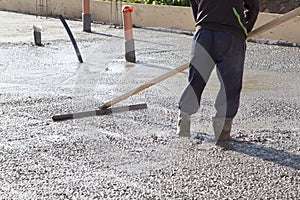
0, 0, 299, 42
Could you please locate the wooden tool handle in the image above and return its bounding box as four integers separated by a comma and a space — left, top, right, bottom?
99, 63, 188, 109
247, 7, 300, 40
99, 7, 300, 109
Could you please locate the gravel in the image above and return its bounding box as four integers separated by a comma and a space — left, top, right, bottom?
0, 11, 299, 199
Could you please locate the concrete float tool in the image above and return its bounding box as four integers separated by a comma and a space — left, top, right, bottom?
52, 7, 300, 121
52, 103, 147, 121
98, 6, 300, 110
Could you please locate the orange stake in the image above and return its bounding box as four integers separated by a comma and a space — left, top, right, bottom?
122, 5, 136, 63
82, 0, 91, 32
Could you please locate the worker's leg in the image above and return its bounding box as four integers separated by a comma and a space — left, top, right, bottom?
213, 35, 246, 141
177, 30, 215, 136
178, 30, 216, 115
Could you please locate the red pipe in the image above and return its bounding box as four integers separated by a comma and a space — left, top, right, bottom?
123, 5, 133, 40
122, 5, 135, 62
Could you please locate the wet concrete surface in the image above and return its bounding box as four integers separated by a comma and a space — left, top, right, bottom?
0, 11, 299, 199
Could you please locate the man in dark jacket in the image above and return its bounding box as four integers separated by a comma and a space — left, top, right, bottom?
177, 0, 260, 141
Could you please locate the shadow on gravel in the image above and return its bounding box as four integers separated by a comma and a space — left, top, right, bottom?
91, 31, 123, 39
221, 140, 300, 170
91, 31, 175, 46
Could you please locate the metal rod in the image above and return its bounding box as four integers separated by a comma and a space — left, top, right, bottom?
59, 15, 83, 63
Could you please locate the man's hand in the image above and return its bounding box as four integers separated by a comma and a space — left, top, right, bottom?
244, 0, 260, 32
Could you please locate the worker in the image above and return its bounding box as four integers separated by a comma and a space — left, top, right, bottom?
177, 0, 260, 141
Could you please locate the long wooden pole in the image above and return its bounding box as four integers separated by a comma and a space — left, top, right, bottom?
99, 63, 188, 109
247, 7, 300, 39
99, 7, 300, 110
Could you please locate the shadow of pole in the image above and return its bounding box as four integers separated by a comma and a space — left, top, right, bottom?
90, 31, 175, 46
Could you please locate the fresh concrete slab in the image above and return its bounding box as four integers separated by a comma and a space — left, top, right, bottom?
0, 11, 299, 199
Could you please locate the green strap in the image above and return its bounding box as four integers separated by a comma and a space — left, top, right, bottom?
232, 7, 248, 36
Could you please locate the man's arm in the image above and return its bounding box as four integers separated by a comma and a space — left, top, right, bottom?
190, 0, 199, 22
244, 0, 260, 32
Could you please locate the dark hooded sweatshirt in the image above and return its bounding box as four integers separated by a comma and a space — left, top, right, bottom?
190, 0, 260, 39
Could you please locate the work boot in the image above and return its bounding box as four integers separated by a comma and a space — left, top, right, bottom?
176, 111, 191, 137
212, 117, 233, 141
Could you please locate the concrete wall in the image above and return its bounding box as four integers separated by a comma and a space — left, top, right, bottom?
0, 0, 82, 17
253, 12, 300, 43
0, 0, 299, 42
91, 1, 194, 31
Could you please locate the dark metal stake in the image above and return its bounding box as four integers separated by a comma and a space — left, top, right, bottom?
33, 26, 42, 46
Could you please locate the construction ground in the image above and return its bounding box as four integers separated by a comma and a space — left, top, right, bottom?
0, 11, 299, 199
